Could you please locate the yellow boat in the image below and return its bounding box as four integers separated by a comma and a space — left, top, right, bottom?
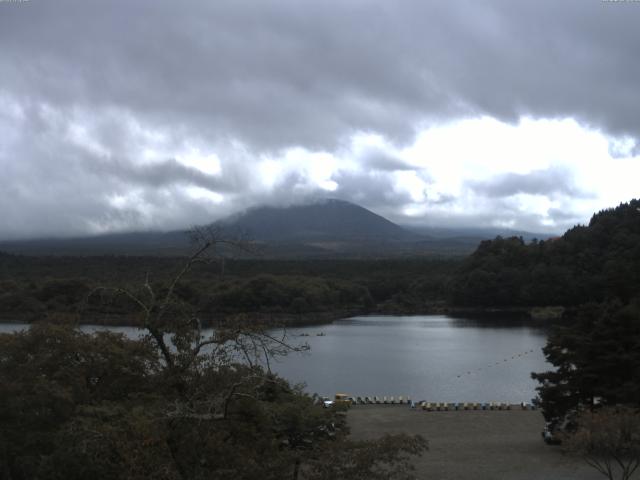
334, 393, 352, 406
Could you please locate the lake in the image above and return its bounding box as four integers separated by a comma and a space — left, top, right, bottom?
0, 315, 550, 403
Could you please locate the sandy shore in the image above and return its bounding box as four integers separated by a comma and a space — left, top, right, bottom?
347, 405, 606, 480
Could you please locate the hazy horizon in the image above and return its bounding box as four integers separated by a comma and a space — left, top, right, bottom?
0, 197, 566, 243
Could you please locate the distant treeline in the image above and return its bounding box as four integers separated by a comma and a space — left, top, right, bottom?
450, 199, 640, 307
0, 254, 458, 323
3, 199, 638, 323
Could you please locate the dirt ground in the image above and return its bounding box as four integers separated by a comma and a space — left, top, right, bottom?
347, 405, 608, 480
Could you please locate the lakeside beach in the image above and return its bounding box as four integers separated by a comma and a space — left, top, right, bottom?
348, 405, 604, 480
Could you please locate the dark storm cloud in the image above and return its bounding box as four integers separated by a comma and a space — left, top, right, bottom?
0, 101, 240, 239
0, 147, 234, 240
330, 170, 415, 209
359, 148, 415, 172
1, 0, 638, 238
468, 167, 590, 199
94, 158, 233, 192
3, 0, 639, 151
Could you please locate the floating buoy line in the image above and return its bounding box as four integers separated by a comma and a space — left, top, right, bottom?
454, 349, 537, 379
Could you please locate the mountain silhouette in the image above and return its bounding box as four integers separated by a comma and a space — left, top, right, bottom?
217, 199, 418, 243
0, 199, 548, 257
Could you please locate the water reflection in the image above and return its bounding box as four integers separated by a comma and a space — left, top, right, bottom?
271, 315, 550, 403
449, 316, 552, 331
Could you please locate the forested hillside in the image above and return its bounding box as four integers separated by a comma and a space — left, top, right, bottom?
450, 199, 640, 307
0, 255, 456, 323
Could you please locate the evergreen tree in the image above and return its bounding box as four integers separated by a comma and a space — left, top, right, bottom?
532, 301, 640, 428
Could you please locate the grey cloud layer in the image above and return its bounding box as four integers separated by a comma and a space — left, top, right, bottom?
95, 158, 232, 193
468, 167, 589, 199
359, 148, 416, 172
3, 0, 639, 150
1, 0, 638, 238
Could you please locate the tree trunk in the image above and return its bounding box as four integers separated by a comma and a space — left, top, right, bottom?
292, 458, 301, 480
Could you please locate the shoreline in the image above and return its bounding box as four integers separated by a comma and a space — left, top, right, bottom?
0, 304, 566, 327
0, 309, 362, 328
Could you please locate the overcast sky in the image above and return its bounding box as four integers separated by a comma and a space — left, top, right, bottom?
1, 0, 639, 240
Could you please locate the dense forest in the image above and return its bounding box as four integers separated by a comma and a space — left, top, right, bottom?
0, 255, 457, 324
532, 299, 640, 427
508, 200, 640, 432
450, 199, 640, 308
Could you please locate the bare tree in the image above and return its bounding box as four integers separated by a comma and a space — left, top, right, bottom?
563, 407, 640, 480
90, 225, 306, 378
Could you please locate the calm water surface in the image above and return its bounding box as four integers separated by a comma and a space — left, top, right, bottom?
272, 315, 549, 403
0, 315, 550, 403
